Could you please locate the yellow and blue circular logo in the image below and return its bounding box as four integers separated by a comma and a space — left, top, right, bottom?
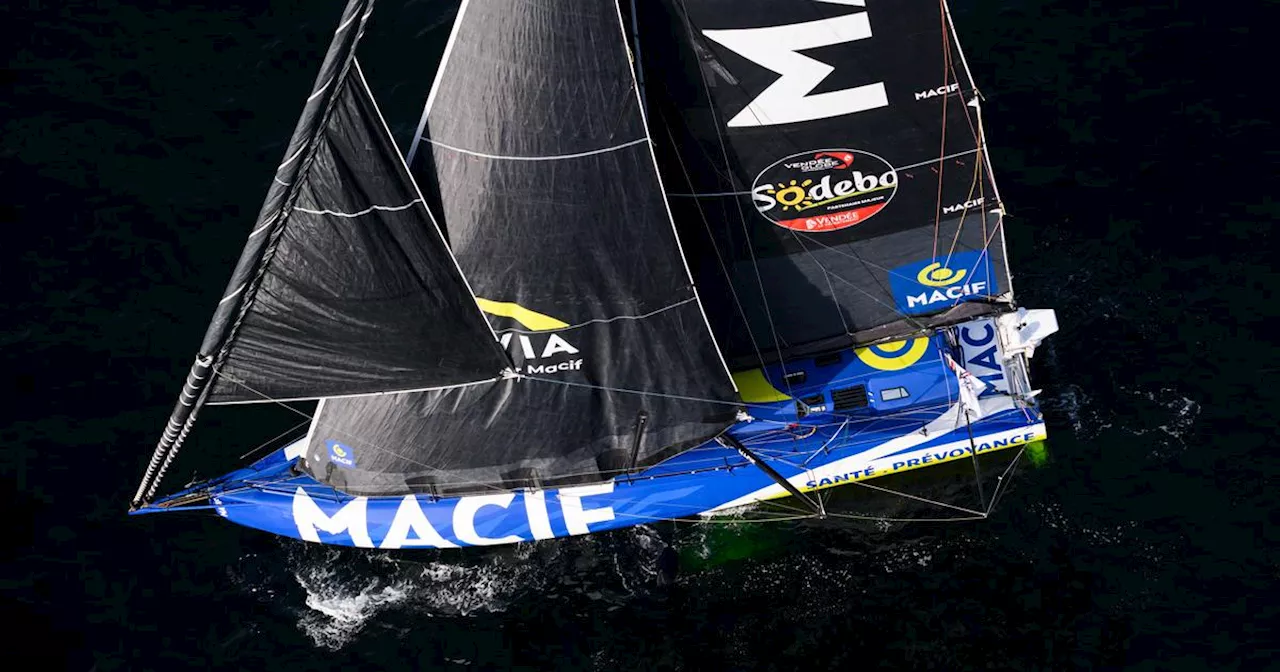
888, 251, 999, 316
916, 262, 968, 287
326, 440, 356, 468
854, 337, 930, 371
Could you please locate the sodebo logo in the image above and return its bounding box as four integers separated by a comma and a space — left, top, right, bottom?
752, 148, 898, 232
888, 252, 999, 315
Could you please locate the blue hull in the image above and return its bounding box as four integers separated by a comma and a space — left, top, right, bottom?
137, 318, 1048, 548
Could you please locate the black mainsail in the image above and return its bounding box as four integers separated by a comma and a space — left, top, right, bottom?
635, 0, 1013, 366
295, 0, 740, 496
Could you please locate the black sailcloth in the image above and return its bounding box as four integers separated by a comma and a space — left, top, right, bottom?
302, 0, 739, 495
636, 0, 1012, 366
203, 4, 509, 404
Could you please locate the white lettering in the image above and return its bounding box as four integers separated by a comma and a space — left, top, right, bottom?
752, 184, 776, 210
540, 334, 579, 357
943, 197, 985, 214
380, 495, 457, 549
907, 281, 989, 308
517, 335, 535, 359
559, 482, 616, 535
525, 359, 583, 374
914, 83, 960, 100
523, 490, 555, 540
703, 14, 887, 127
453, 493, 523, 546
292, 488, 373, 548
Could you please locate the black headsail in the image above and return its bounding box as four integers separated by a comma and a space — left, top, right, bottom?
134, 0, 511, 506
300, 0, 740, 496
635, 0, 1013, 366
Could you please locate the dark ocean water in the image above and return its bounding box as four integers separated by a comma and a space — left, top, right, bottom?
4, 1, 1276, 670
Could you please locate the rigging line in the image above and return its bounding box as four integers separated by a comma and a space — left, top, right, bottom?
941, 0, 1003, 205
238, 418, 312, 461
788, 234, 931, 333
975, 107, 1014, 294
653, 108, 771, 375
787, 230, 852, 340
940, 343, 988, 510
407, 0, 473, 165
517, 373, 750, 409
939, 213, 1008, 312
200, 4, 377, 423
822, 512, 985, 524
422, 136, 650, 162
665, 149, 985, 199
931, 0, 953, 262
206, 373, 502, 406
353, 60, 512, 364
803, 418, 849, 466
940, 0, 1012, 295
845, 477, 986, 517
984, 446, 1026, 515
293, 199, 423, 218
491, 298, 696, 335
303, 418, 512, 496
205, 368, 315, 421
246, 211, 281, 238
940, 153, 985, 267
790, 229, 929, 286
610, 1, 738, 392
674, 0, 795, 400
625, 510, 819, 525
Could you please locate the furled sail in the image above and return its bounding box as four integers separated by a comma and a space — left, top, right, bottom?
299, 0, 739, 496
636, 0, 1013, 366
198, 1, 510, 404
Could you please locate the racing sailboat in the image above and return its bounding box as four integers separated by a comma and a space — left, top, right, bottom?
130, 0, 1058, 549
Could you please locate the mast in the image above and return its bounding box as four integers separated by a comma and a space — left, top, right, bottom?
626, 0, 647, 110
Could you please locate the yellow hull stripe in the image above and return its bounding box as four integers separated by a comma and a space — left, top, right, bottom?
732, 369, 792, 402
475, 298, 569, 331
854, 336, 930, 371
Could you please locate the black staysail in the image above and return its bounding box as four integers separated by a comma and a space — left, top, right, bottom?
636, 0, 1013, 365
300, 0, 739, 496
196, 2, 510, 405
135, 0, 514, 507
205, 62, 512, 404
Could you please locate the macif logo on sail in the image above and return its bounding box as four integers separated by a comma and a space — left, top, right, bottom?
888, 251, 998, 315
